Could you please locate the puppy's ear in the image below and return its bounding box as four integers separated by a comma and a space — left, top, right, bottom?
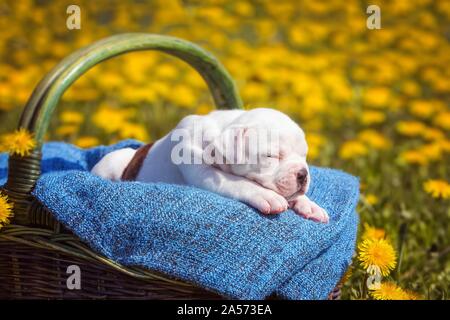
211, 126, 249, 164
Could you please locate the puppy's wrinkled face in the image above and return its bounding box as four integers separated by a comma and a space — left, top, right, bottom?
213, 109, 310, 199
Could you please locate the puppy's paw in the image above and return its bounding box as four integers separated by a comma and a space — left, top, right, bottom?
247, 189, 288, 214
289, 195, 329, 223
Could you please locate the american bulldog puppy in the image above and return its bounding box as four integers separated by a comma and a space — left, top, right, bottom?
91, 108, 329, 223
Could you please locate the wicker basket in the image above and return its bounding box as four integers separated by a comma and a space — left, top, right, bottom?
0, 33, 342, 300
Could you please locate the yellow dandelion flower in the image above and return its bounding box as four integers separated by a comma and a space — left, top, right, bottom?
419, 143, 443, 161
364, 194, 379, 206
92, 106, 135, 134
306, 133, 326, 161
155, 63, 179, 80
289, 26, 309, 46
362, 223, 385, 240
433, 111, 450, 130
242, 82, 269, 102
398, 150, 428, 166
370, 282, 408, 300
421, 128, 444, 141
423, 180, 450, 199
435, 139, 450, 152
60, 111, 84, 125
339, 140, 368, 159
361, 110, 386, 125
358, 238, 397, 276
0, 128, 36, 157
56, 124, 79, 137
401, 80, 421, 97
396, 121, 427, 137
234, 1, 254, 17
358, 130, 391, 150
168, 84, 197, 108
196, 104, 214, 115
119, 123, 150, 142
75, 136, 100, 149
0, 193, 14, 229
408, 100, 436, 119
362, 87, 391, 108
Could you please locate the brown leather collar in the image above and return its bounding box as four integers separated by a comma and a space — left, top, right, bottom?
121, 143, 153, 181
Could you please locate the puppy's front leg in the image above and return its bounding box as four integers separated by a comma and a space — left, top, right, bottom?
179, 164, 288, 214
288, 195, 329, 223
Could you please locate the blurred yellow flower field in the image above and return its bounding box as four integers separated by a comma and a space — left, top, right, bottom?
0, 0, 448, 299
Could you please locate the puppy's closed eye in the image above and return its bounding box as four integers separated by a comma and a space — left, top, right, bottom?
259, 154, 280, 168
266, 150, 285, 160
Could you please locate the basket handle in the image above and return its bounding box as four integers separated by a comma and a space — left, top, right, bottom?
3, 33, 243, 225
23, 33, 243, 144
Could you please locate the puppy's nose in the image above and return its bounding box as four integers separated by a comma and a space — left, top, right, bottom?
297, 169, 308, 186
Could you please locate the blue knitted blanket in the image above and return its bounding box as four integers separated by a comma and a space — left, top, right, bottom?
0, 140, 359, 300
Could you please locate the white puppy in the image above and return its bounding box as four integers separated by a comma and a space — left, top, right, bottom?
91, 108, 329, 223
